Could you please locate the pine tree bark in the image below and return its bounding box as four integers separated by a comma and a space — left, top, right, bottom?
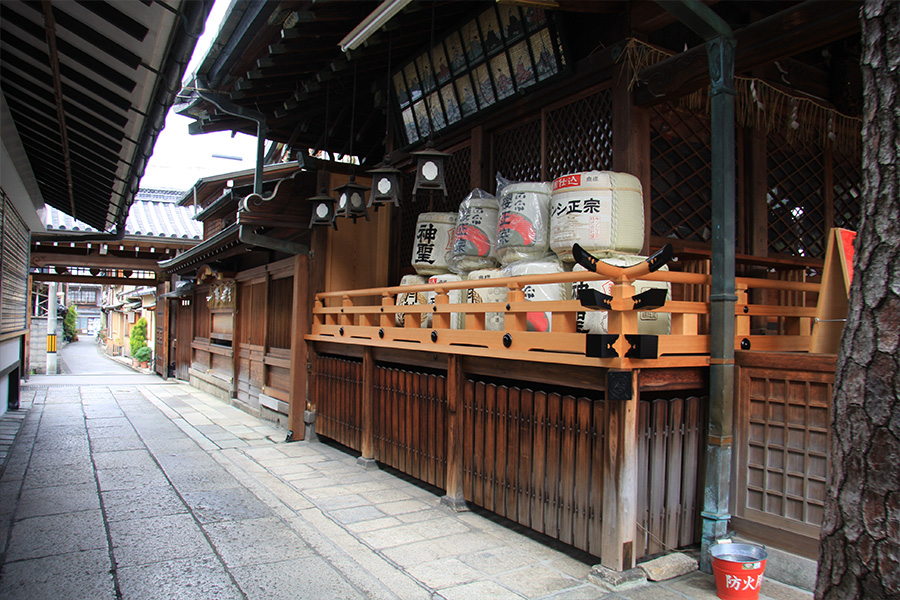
815, 0, 900, 598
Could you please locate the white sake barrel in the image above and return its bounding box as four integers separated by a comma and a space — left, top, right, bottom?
504, 259, 567, 332
496, 181, 552, 265
426, 273, 466, 329
412, 212, 457, 275
550, 171, 644, 262
450, 192, 500, 272
395, 274, 429, 327
466, 268, 507, 331
572, 256, 671, 335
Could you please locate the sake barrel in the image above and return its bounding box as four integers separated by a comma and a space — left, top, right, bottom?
496, 182, 552, 265
504, 259, 567, 332
572, 255, 671, 335
450, 191, 500, 272
426, 273, 466, 329
466, 269, 508, 331
395, 274, 429, 328
550, 171, 644, 262
412, 212, 457, 275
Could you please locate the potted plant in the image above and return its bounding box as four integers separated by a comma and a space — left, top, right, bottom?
133, 346, 152, 368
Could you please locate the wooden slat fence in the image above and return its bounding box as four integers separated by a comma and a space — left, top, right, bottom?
373, 366, 447, 490
315, 355, 363, 450
635, 396, 704, 558
462, 382, 607, 556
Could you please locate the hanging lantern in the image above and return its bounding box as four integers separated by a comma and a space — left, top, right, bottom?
412, 143, 451, 199
366, 161, 403, 209
308, 189, 338, 229
333, 176, 370, 222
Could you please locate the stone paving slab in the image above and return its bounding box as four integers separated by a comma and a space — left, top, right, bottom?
0, 379, 814, 600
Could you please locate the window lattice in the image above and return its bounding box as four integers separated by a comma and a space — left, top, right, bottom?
833, 149, 862, 232
494, 118, 542, 183
545, 90, 613, 179
650, 103, 712, 242
767, 130, 825, 258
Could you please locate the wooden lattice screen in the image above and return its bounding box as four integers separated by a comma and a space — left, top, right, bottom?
733, 353, 834, 554
832, 148, 862, 232
767, 130, 826, 258
650, 103, 712, 242
266, 276, 293, 350
544, 89, 614, 179
494, 117, 542, 182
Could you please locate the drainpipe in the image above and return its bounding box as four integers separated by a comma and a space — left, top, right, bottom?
653, 0, 736, 571
193, 79, 308, 256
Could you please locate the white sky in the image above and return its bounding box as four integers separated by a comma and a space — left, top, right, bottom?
139, 1, 260, 192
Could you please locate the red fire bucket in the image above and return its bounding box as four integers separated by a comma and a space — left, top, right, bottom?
709, 542, 768, 600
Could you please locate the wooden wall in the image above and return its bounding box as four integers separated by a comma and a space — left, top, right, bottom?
731, 351, 836, 558
312, 347, 706, 564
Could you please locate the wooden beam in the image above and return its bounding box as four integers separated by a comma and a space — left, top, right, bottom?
442, 353, 467, 510
289, 254, 309, 440
30, 252, 162, 271
31, 274, 158, 286
635, 0, 861, 106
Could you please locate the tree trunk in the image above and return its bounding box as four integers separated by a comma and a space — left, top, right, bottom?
815, 1, 900, 598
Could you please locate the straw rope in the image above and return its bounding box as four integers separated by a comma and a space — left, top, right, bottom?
621, 38, 862, 158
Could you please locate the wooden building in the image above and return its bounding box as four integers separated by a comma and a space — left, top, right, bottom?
175, 0, 863, 572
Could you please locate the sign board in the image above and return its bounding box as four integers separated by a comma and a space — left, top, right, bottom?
810, 228, 856, 354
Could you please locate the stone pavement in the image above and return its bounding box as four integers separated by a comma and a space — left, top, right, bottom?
0, 378, 813, 600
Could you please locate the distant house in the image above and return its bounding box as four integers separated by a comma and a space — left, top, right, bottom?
33, 193, 202, 367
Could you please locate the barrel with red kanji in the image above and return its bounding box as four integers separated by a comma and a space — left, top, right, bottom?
549, 171, 645, 262
495, 181, 552, 265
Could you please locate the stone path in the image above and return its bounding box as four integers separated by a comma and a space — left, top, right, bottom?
0, 379, 813, 600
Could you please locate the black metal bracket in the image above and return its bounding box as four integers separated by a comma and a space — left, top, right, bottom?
607, 371, 633, 401
579, 289, 612, 311
632, 288, 668, 311
586, 334, 618, 358
625, 334, 659, 359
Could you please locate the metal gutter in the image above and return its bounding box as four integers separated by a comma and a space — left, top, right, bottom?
654, 0, 736, 572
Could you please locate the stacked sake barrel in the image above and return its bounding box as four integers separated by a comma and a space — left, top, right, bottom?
399, 212, 459, 328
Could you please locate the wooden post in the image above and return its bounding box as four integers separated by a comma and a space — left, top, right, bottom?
441, 353, 467, 511
357, 346, 377, 469
288, 254, 309, 441
613, 61, 651, 256
600, 368, 639, 572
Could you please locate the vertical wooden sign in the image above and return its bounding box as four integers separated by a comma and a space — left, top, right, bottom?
810, 228, 856, 354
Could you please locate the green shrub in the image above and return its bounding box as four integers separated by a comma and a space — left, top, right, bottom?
130, 316, 148, 355
63, 306, 79, 342
133, 346, 153, 362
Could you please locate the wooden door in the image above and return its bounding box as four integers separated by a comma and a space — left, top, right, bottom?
172, 297, 193, 380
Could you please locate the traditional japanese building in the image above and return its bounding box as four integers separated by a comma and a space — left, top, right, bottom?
172, 0, 863, 576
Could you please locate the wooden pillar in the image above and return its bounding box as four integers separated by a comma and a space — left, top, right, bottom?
600, 369, 639, 572
288, 254, 309, 441
357, 346, 377, 469
441, 353, 467, 511
612, 61, 651, 255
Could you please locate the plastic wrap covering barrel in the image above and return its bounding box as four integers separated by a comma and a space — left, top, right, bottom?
449, 192, 499, 272
496, 182, 552, 265
572, 256, 671, 335
411, 212, 457, 275
425, 274, 466, 329
395, 274, 429, 327
466, 269, 508, 331
504, 260, 568, 332
550, 171, 644, 262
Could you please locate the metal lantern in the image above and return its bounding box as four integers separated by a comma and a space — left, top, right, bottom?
366, 161, 403, 209
333, 176, 370, 222
308, 189, 338, 229
411, 143, 451, 198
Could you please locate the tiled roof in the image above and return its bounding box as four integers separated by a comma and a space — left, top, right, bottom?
44, 201, 202, 240
134, 188, 185, 203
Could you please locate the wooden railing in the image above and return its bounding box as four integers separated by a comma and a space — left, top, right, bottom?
307, 268, 822, 368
